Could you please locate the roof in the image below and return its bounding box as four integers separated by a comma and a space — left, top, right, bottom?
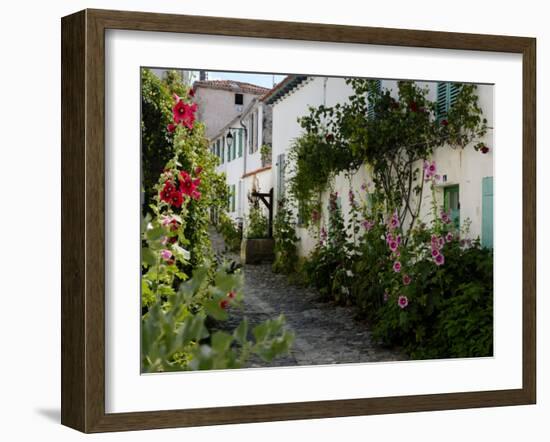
193, 80, 270, 95
261, 75, 309, 105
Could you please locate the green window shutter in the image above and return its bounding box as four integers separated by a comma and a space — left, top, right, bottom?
437, 82, 449, 120
450, 83, 461, 107
227, 185, 231, 210
444, 185, 460, 229
231, 184, 236, 212
481, 177, 493, 248
238, 129, 243, 157
233, 131, 237, 160
367, 79, 381, 120
437, 82, 462, 120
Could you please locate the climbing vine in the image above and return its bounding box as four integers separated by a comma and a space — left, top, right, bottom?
288, 79, 488, 238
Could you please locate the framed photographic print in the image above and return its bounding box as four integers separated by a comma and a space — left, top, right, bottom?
61, 9, 536, 433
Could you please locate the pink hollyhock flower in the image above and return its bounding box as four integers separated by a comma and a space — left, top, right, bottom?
403, 274, 412, 285
386, 233, 394, 244
434, 253, 445, 266
428, 161, 436, 175
388, 240, 399, 252
172, 93, 180, 102
393, 261, 402, 273
396, 234, 402, 245
440, 211, 451, 224
361, 183, 367, 191
362, 220, 374, 231
431, 248, 440, 258
445, 232, 453, 242
160, 249, 172, 261
190, 189, 201, 200
398, 295, 409, 309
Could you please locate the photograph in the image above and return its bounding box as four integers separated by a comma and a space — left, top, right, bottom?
140, 67, 494, 373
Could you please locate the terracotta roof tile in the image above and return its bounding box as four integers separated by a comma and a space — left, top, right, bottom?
193, 80, 270, 95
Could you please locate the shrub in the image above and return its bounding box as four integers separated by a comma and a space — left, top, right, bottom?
246, 205, 269, 239
217, 212, 242, 253
272, 198, 299, 274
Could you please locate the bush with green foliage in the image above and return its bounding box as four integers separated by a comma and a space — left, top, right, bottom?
141, 69, 189, 212
245, 204, 269, 239
272, 198, 299, 274
217, 212, 242, 253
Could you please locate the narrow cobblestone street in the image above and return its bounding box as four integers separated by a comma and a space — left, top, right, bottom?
211, 229, 406, 368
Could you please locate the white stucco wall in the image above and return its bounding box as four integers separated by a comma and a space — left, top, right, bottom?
270, 77, 494, 258
195, 87, 259, 139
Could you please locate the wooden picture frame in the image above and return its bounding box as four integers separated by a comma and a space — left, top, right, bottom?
61, 8, 536, 433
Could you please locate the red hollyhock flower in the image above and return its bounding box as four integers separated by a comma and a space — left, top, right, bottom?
190, 189, 201, 200
160, 181, 176, 203
167, 123, 177, 133
173, 100, 197, 130
194, 166, 203, 175
179, 175, 200, 198
441, 119, 449, 126
325, 133, 334, 143
219, 299, 230, 309
179, 170, 190, 182
227, 291, 236, 299
169, 190, 184, 208
480, 145, 490, 154
409, 101, 419, 112
188, 88, 195, 98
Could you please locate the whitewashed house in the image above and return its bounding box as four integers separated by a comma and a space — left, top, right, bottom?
265, 75, 494, 257
210, 95, 274, 229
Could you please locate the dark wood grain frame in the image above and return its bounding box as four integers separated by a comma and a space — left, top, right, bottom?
61, 8, 536, 433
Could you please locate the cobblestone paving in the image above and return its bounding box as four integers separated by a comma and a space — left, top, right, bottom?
210, 229, 406, 368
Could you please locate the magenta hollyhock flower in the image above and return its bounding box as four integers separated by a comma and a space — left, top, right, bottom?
431, 248, 440, 258
393, 261, 402, 273
403, 274, 412, 285
445, 232, 453, 242
160, 249, 172, 261
388, 240, 399, 252
428, 161, 436, 174
386, 233, 394, 244
396, 234, 402, 245
361, 183, 367, 191
434, 253, 445, 266
398, 295, 409, 309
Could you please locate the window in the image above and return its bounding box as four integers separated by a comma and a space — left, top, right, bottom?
437, 82, 461, 120
444, 185, 460, 229
227, 184, 236, 212
367, 79, 382, 120
238, 129, 243, 158
481, 177, 493, 248
235, 93, 243, 105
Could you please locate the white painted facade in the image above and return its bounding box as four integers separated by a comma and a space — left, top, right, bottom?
211, 98, 274, 228
269, 76, 494, 257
